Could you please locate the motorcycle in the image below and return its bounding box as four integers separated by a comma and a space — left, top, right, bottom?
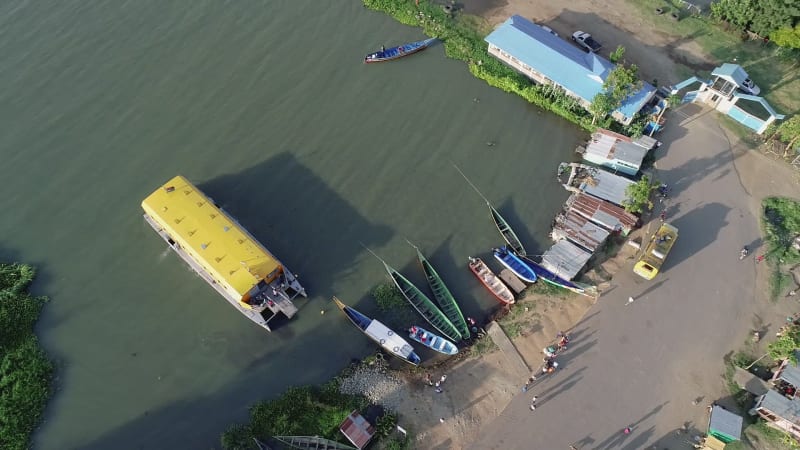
740, 247, 749, 260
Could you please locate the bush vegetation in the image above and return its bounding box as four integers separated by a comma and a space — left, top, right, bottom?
762, 197, 800, 264
0, 263, 54, 450
220, 381, 371, 449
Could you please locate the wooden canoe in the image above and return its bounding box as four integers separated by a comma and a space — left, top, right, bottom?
414, 247, 470, 339
468, 257, 515, 305
489, 204, 527, 256
364, 38, 436, 63
383, 262, 463, 342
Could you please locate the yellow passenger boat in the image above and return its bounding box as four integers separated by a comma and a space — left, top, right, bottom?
141, 175, 306, 331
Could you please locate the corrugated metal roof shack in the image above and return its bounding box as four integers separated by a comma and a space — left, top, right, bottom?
551, 210, 610, 252
541, 240, 593, 280
339, 410, 376, 449
565, 193, 638, 235
578, 128, 660, 176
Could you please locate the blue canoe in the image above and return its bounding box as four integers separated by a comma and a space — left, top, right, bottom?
493, 246, 537, 283
364, 38, 436, 63
408, 325, 458, 356
523, 257, 585, 294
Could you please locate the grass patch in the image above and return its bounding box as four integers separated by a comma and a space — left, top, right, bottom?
626, 0, 800, 114
469, 334, 498, 356
745, 420, 800, 450
770, 268, 794, 301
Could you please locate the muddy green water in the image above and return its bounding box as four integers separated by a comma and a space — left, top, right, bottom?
0, 1, 585, 448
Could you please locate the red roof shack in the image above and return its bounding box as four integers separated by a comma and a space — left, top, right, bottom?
339, 410, 376, 449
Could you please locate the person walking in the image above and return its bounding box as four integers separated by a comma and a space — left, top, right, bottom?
440, 374, 447, 384
529, 395, 538, 410
626, 296, 635, 305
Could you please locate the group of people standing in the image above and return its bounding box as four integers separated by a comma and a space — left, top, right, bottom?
523, 331, 571, 410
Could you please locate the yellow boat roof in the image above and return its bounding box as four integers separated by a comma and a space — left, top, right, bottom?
141, 176, 281, 296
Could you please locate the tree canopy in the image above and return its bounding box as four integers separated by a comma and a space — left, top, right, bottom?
711, 0, 800, 45
589, 62, 643, 124
771, 24, 800, 49
623, 175, 658, 214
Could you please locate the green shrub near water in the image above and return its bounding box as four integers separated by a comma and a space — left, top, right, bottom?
0, 263, 54, 450
221, 381, 370, 449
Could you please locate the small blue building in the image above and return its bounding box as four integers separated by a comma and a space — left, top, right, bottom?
485, 15, 655, 125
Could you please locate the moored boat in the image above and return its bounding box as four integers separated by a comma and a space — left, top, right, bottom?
523, 256, 585, 294
412, 245, 470, 339
364, 38, 436, 63
383, 262, 463, 342
489, 204, 527, 256
468, 257, 515, 305
493, 246, 537, 283
408, 325, 458, 355
141, 175, 305, 332
333, 296, 421, 366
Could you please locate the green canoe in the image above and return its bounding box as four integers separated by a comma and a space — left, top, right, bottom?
413, 247, 470, 339
383, 262, 463, 342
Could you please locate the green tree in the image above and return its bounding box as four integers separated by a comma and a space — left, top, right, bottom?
604, 63, 642, 105
768, 325, 800, 363
776, 115, 800, 156
711, 0, 799, 38
609, 45, 625, 63
589, 63, 642, 125
771, 24, 800, 49
623, 175, 658, 214
589, 92, 615, 124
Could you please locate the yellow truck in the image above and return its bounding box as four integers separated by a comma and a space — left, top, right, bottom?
633, 222, 678, 280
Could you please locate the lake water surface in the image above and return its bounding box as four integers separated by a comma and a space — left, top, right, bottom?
0, 1, 586, 448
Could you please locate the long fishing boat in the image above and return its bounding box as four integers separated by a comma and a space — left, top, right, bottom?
141, 175, 306, 332
468, 257, 515, 305
523, 256, 585, 294
364, 38, 436, 63
383, 262, 463, 342
412, 246, 470, 339
408, 325, 458, 355
333, 297, 421, 366
489, 204, 527, 256
493, 246, 537, 283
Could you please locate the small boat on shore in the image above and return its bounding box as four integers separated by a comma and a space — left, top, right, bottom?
489, 204, 527, 256
383, 262, 463, 342
493, 246, 537, 283
408, 325, 458, 355
468, 257, 515, 305
364, 38, 436, 63
411, 245, 470, 339
333, 296, 421, 366
523, 256, 585, 294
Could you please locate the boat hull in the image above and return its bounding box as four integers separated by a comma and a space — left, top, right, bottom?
415, 248, 470, 339
493, 246, 537, 283
489, 205, 526, 256
385, 263, 463, 342
408, 326, 458, 355
364, 38, 435, 63
468, 257, 515, 305
334, 297, 421, 365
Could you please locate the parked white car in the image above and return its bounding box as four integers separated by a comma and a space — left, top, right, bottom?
571, 31, 601, 53
739, 77, 761, 95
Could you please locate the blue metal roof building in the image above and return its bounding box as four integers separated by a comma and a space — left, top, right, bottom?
485, 15, 655, 124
